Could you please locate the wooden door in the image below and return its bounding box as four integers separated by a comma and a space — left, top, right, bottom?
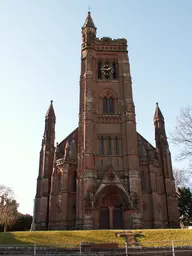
113, 207, 123, 229
99, 207, 110, 229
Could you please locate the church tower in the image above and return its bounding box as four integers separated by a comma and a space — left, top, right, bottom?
33, 11, 179, 230
76, 12, 143, 229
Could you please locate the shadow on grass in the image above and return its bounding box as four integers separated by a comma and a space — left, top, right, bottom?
0, 230, 124, 248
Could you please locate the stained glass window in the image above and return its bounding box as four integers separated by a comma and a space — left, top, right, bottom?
109, 97, 114, 113
100, 136, 105, 155
108, 136, 112, 155
103, 97, 108, 113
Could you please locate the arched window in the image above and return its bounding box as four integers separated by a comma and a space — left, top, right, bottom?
115, 136, 119, 155
103, 96, 115, 114
112, 62, 117, 79
103, 97, 108, 113
108, 136, 112, 155
98, 62, 102, 79
109, 97, 114, 113
100, 136, 105, 155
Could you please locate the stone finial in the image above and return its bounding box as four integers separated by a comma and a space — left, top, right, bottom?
154, 102, 164, 120
45, 100, 56, 119
82, 11, 96, 29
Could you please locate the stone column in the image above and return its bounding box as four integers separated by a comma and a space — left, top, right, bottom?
129, 170, 143, 229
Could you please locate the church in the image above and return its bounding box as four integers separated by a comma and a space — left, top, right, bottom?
32, 12, 180, 230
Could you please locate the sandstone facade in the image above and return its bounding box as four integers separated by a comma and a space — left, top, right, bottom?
32, 12, 180, 230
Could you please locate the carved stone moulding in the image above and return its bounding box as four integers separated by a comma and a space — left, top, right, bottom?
130, 192, 140, 211
56, 158, 64, 166
107, 170, 115, 181
97, 115, 121, 123
57, 168, 63, 179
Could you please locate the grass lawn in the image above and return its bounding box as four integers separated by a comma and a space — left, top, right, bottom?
0, 229, 192, 247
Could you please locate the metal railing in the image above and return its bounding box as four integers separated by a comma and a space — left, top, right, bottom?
0, 240, 192, 255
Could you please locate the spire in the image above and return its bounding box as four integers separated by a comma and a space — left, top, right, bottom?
82, 11, 96, 29
45, 100, 56, 119
154, 102, 167, 144
154, 102, 164, 121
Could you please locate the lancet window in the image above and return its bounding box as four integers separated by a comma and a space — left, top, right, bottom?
108, 136, 112, 155
98, 135, 121, 156
115, 136, 119, 155
99, 136, 105, 155
103, 96, 115, 114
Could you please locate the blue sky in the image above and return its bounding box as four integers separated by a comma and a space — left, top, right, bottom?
0, 0, 191, 215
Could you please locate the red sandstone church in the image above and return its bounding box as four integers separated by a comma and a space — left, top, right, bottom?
32, 12, 179, 230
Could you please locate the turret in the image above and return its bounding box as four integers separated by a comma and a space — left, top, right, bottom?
82, 11, 97, 46
44, 100, 56, 149
154, 102, 167, 147
154, 102, 172, 226
34, 100, 56, 230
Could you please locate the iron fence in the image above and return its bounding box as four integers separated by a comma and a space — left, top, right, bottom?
0, 240, 192, 255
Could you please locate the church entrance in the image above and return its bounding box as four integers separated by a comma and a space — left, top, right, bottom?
113, 207, 123, 229
99, 207, 110, 229
99, 206, 123, 229
96, 186, 128, 229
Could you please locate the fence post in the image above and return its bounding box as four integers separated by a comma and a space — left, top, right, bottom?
125, 241, 128, 256
172, 240, 175, 256
34, 244, 36, 255
79, 242, 82, 255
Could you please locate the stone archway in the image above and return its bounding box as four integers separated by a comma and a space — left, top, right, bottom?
99, 207, 110, 229
95, 185, 130, 229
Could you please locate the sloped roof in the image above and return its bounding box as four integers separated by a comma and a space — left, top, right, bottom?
154, 102, 164, 120
45, 100, 55, 119
82, 11, 96, 29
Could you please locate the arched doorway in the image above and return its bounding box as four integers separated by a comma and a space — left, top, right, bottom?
99, 207, 110, 229
95, 185, 130, 229
113, 207, 123, 229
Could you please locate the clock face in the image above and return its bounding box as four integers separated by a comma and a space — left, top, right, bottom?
101, 64, 114, 79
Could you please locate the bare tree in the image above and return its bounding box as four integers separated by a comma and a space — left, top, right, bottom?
171, 106, 192, 160
173, 167, 192, 188
0, 185, 19, 232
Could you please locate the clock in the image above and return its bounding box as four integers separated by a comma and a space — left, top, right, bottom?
101, 64, 114, 79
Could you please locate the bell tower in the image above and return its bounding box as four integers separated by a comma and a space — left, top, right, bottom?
77, 12, 143, 229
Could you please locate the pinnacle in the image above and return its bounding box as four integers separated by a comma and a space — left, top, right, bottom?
65, 141, 70, 149
45, 100, 56, 119
82, 11, 96, 29
154, 102, 164, 120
